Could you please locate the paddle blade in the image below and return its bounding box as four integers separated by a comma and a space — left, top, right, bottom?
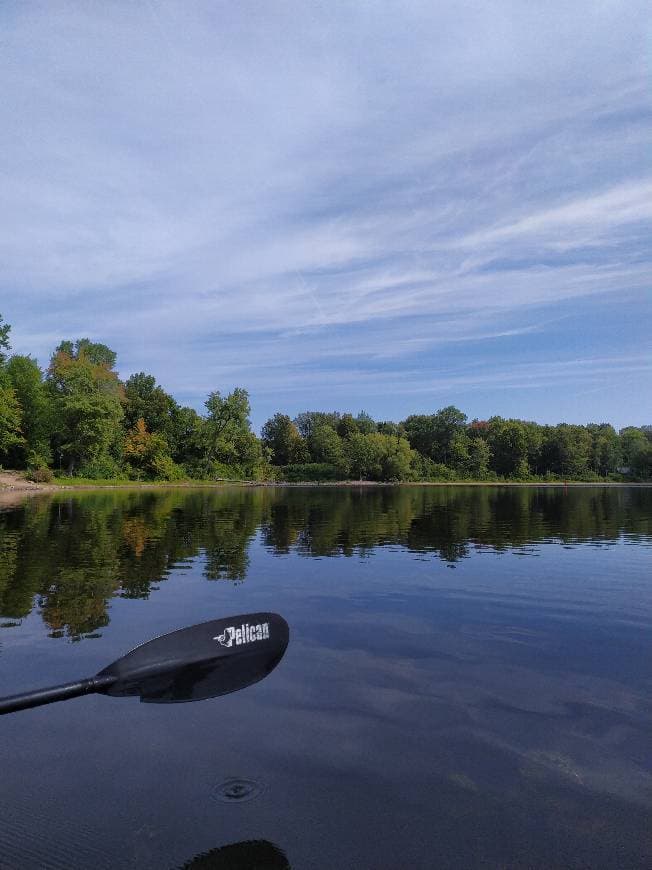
96, 612, 289, 704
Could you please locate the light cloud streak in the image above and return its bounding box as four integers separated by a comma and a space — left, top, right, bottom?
0, 1, 650, 429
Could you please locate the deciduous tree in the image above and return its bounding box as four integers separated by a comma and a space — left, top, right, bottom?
203, 388, 264, 473
487, 417, 529, 478
308, 424, 346, 471
123, 373, 178, 436
5, 355, 51, 467
47, 341, 124, 474
403, 406, 467, 465
261, 413, 307, 465
0, 386, 23, 461
124, 418, 179, 479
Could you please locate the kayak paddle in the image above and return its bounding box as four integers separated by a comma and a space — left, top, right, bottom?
0, 612, 289, 716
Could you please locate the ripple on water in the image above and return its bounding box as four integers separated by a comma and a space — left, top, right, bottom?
212, 777, 265, 804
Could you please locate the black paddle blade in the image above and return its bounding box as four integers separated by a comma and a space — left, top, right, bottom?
96, 612, 289, 704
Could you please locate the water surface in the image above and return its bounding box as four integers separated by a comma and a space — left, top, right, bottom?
1, 486, 651, 868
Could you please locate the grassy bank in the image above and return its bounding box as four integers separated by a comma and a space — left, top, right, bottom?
2, 470, 648, 495
51, 476, 232, 488
43, 476, 651, 489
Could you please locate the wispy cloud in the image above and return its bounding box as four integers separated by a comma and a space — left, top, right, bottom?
1, 1, 650, 428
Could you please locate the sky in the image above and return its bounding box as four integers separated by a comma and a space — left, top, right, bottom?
1, 0, 650, 432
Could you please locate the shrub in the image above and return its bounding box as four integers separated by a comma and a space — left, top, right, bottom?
185, 459, 243, 480
26, 466, 54, 483
418, 459, 457, 481
76, 455, 127, 480
249, 461, 280, 482
280, 463, 341, 482
151, 454, 185, 481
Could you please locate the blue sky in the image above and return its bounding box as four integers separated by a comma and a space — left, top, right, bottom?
1, 1, 650, 431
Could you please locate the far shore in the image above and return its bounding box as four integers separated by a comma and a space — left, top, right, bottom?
1, 470, 649, 507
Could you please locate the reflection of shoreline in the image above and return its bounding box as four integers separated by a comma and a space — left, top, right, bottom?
4, 475, 652, 497
3, 479, 650, 515
2, 485, 651, 640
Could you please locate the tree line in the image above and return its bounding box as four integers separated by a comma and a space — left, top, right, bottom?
0, 313, 650, 482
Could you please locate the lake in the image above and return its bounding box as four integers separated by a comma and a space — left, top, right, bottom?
1, 485, 651, 869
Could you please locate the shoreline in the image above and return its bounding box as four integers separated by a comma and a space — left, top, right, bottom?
1, 470, 650, 506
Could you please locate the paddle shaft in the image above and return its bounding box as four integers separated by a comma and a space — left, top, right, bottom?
0, 612, 289, 716
0, 674, 116, 715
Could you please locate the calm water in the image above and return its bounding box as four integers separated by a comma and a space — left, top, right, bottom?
1, 485, 651, 869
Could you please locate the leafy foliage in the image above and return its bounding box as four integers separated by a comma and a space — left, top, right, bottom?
0, 385, 23, 460
123, 373, 178, 435
0, 314, 11, 367
487, 418, 530, 478
203, 388, 261, 470
124, 418, 179, 480
5, 355, 51, 466
281, 463, 341, 482
46, 340, 124, 474
261, 413, 307, 465
0, 312, 650, 482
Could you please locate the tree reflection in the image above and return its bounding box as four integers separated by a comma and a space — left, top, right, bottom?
0, 486, 650, 638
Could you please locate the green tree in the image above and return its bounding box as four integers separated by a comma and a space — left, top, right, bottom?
587, 423, 621, 476
203, 388, 264, 474
345, 432, 379, 479
57, 339, 117, 368
47, 340, 124, 474
432, 406, 468, 464
343, 432, 413, 480
336, 413, 359, 439
620, 427, 652, 479
168, 405, 205, 468
449, 431, 471, 472
123, 372, 178, 436
124, 418, 180, 480
261, 413, 307, 465
464, 437, 491, 479
0, 314, 11, 368
522, 421, 544, 475
629, 440, 652, 479
0, 385, 23, 461
294, 411, 341, 439
355, 411, 376, 435
487, 417, 530, 478
402, 414, 437, 458
308, 424, 346, 470
5, 355, 51, 467
402, 406, 467, 465
0, 316, 25, 464
376, 420, 404, 437
620, 427, 648, 466
376, 433, 414, 480
541, 424, 592, 479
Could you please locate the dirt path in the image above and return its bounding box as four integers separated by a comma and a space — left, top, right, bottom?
0, 470, 59, 508
0, 470, 60, 501
0, 470, 58, 491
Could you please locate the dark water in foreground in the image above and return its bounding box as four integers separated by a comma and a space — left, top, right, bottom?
1, 485, 651, 869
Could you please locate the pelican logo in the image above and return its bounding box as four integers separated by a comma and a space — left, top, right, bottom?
214, 622, 270, 648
